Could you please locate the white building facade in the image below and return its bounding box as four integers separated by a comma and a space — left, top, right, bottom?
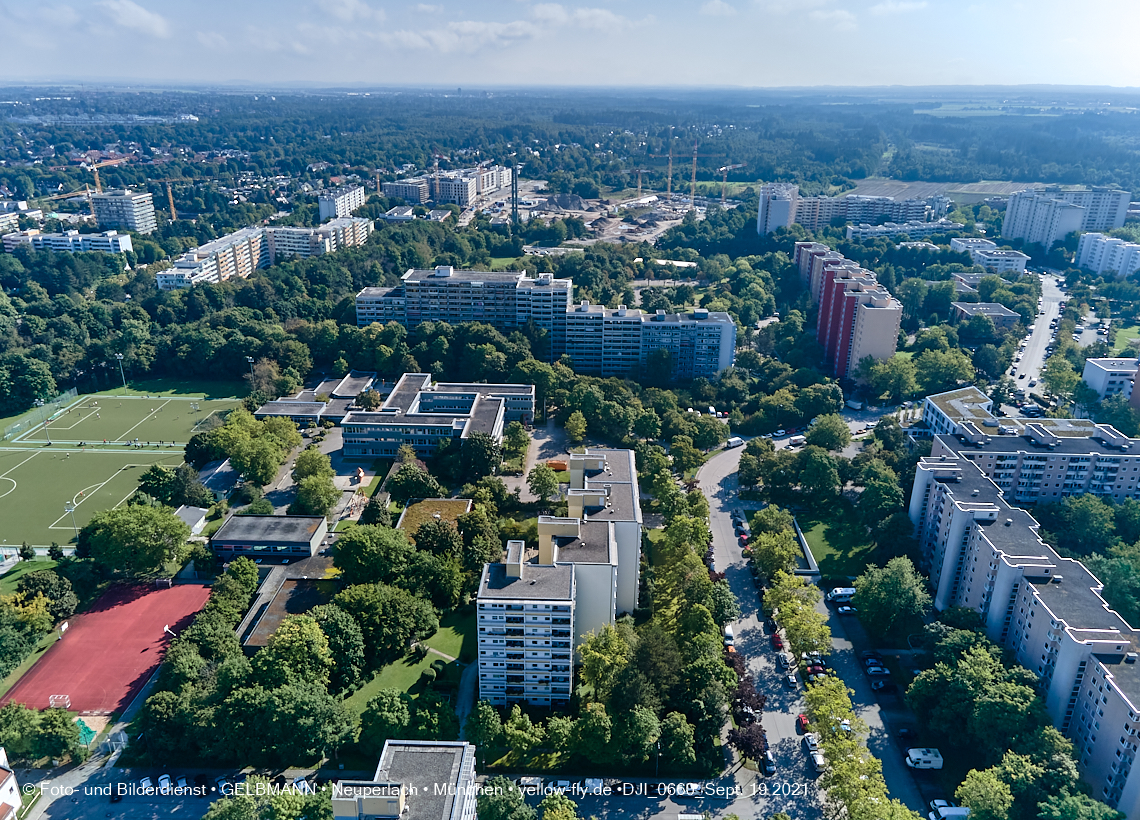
1004, 188, 1129, 248
1082, 359, 1138, 401
2, 229, 132, 254
1077, 233, 1140, 278
91, 189, 157, 234
318, 185, 366, 221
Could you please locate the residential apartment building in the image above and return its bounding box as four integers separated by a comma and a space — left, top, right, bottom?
381, 179, 430, 204
477, 448, 641, 707
91, 189, 157, 234
265, 216, 373, 263
433, 175, 478, 207
756, 183, 799, 234
158, 225, 270, 290
354, 286, 407, 326
1082, 359, 1138, 401
907, 453, 1140, 815
341, 373, 534, 458
638, 308, 737, 381
920, 385, 995, 438
844, 218, 965, 242
564, 302, 643, 377
333, 740, 477, 820
318, 185, 366, 221
951, 301, 1022, 331
811, 250, 902, 378
943, 237, 1031, 273
2, 229, 132, 255
1077, 233, 1140, 278
1003, 188, 1129, 248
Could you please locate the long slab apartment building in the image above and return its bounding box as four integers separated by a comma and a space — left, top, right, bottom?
907, 391, 1140, 815
356, 266, 737, 381
757, 183, 950, 234
793, 241, 902, 379
1002, 187, 1130, 249
157, 216, 373, 289
477, 448, 642, 707
381, 165, 512, 208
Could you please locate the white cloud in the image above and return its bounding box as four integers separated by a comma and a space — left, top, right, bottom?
810, 8, 856, 28
378, 19, 541, 53
317, 0, 385, 22
415, 3, 442, 11
869, 0, 926, 13
531, 3, 631, 30
95, 0, 170, 38
700, 0, 737, 15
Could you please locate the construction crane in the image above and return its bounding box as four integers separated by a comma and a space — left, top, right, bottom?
717, 164, 744, 205
687, 141, 724, 211
165, 182, 177, 221
632, 169, 652, 199
83, 157, 130, 193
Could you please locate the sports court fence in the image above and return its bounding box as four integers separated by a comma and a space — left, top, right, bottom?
1, 388, 78, 441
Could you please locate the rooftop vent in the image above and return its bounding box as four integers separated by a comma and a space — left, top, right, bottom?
1127, 653, 1138, 664
1005, 518, 1013, 526
1052, 575, 1064, 583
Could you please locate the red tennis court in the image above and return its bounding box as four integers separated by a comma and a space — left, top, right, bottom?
3, 583, 211, 715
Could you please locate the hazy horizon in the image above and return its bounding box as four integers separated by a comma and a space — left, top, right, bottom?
2, 0, 1136, 88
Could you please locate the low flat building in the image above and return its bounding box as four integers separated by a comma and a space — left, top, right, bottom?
1083, 358, 1138, 401
973, 248, 1030, 273
174, 505, 209, 536
341, 373, 533, 458
333, 740, 477, 820
384, 206, 416, 221
252, 400, 330, 426
395, 498, 473, 534
951, 301, 1022, 330
427, 209, 452, 222
210, 514, 327, 559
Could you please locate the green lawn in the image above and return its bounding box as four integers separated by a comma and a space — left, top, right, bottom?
0, 559, 60, 597
343, 653, 438, 715
0, 632, 58, 700
797, 507, 879, 579
96, 377, 247, 399
1115, 324, 1140, 354
489, 257, 525, 271
424, 609, 476, 662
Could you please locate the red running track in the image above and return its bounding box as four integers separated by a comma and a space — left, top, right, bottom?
3, 583, 210, 715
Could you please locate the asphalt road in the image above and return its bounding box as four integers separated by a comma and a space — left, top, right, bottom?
1011, 274, 1065, 386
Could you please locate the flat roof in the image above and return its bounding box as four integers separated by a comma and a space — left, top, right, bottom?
479, 562, 574, 600
334, 371, 375, 397
253, 401, 327, 416
951, 302, 1020, 318
375, 741, 474, 820
357, 286, 398, 298
244, 579, 330, 647
403, 268, 524, 283
397, 498, 473, 534
212, 514, 325, 546
554, 519, 612, 564
434, 382, 536, 396
925, 386, 993, 422
1086, 358, 1138, 371
466, 396, 503, 436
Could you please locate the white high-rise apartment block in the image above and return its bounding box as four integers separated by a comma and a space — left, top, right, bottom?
91, 189, 157, 235
2, 229, 132, 255
433, 175, 478, 207
908, 453, 1140, 815
158, 226, 269, 290
1082, 358, 1138, 401
1077, 233, 1140, 278
477, 449, 642, 708
1003, 188, 1129, 248
756, 183, 799, 234
318, 185, 366, 221
266, 216, 373, 263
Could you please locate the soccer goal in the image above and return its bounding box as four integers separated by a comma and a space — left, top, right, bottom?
48, 694, 70, 709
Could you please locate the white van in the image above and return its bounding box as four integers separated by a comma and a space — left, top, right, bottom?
826, 587, 856, 604
723, 625, 735, 646
725, 436, 744, 449
929, 808, 970, 820
906, 748, 944, 770
789, 435, 807, 446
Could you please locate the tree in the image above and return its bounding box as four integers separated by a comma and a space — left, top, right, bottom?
386, 463, 443, 503
1042, 356, 1080, 397
334, 525, 414, 585
798, 447, 840, 496
527, 465, 559, 506
310, 604, 366, 694
291, 474, 340, 517
727, 722, 768, 762
633, 408, 661, 439
16, 571, 76, 623
956, 768, 1015, 820
504, 704, 545, 757
357, 389, 383, 410
1038, 791, 1124, 820
79, 506, 190, 576
232, 438, 286, 486
853, 557, 931, 640
806, 414, 851, 451
413, 519, 464, 557
565, 411, 587, 444
17, 543, 33, 562
34, 708, 82, 760
752, 530, 800, 579
669, 435, 703, 473
1056, 494, 1117, 556
867, 355, 919, 403
579, 624, 631, 702
358, 493, 393, 527
465, 700, 504, 752
359, 689, 413, 754
478, 776, 536, 820
914, 348, 975, 394
691, 415, 728, 451
462, 431, 502, 479
571, 702, 612, 762
0, 703, 39, 760
659, 711, 696, 765
253, 615, 333, 689
538, 792, 579, 820
292, 446, 333, 482
617, 705, 660, 764
504, 421, 530, 456
334, 583, 439, 665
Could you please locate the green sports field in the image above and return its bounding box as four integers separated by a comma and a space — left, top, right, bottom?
0, 394, 242, 546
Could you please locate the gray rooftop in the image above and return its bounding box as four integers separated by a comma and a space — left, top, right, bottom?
375, 741, 474, 820
357, 286, 398, 299
479, 562, 574, 600
554, 519, 613, 564
952, 301, 1020, 318
334, 371, 375, 398
466, 396, 503, 436
936, 429, 1140, 459
925, 386, 993, 422
212, 514, 325, 545
253, 401, 327, 417
582, 447, 636, 484
403, 267, 524, 283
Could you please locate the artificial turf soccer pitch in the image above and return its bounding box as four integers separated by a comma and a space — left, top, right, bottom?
0, 394, 241, 546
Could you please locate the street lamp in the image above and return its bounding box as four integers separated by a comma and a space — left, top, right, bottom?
656, 741, 661, 777
34, 399, 51, 445
64, 503, 78, 539
246, 356, 255, 385
114, 353, 126, 390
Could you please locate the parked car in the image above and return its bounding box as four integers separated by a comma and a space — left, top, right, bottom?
771, 634, 784, 650
898, 728, 917, 742
139, 777, 154, 791
872, 681, 899, 694
866, 666, 891, 677
797, 714, 810, 733
158, 775, 173, 795
785, 672, 798, 688
859, 650, 882, 661
776, 653, 789, 670
803, 733, 820, 752
930, 799, 957, 812
762, 751, 777, 776
837, 605, 857, 615
176, 776, 188, 790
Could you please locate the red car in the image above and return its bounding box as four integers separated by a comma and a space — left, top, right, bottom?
796, 714, 810, 733
771, 634, 784, 650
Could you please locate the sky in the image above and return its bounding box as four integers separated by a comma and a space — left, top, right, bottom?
0, 0, 1137, 88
